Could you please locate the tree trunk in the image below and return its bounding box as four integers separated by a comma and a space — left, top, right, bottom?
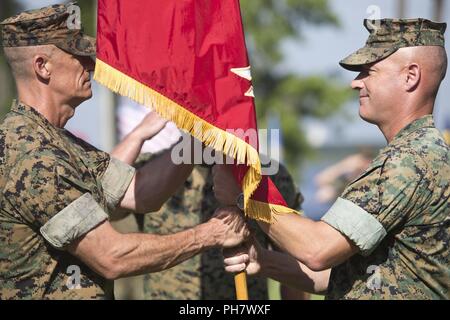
397, 0, 406, 18
434, 0, 445, 21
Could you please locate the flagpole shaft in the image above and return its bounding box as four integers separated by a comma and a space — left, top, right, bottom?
235, 271, 248, 300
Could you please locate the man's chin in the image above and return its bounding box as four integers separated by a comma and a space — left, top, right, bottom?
359, 107, 376, 125
80, 89, 93, 101
85, 90, 93, 100
71, 91, 93, 108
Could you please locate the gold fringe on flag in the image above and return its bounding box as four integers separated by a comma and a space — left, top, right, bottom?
94, 58, 298, 223
444, 130, 450, 145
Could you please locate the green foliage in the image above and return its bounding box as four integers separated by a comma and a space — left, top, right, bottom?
0, 0, 22, 21
0, 0, 23, 119
241, 0, 338, 67
240, 0, 352, 170
76, 0, 97, 36
260, 75, 352, 166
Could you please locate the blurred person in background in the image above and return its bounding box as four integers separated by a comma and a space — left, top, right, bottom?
314, 147, 377, 205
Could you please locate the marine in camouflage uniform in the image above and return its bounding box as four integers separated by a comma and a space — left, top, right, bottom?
0, 101, 134, 299
320, 18, 449, 299
135, 157, 302, 300
325, 116, 450, 299
0, 4, 135, 299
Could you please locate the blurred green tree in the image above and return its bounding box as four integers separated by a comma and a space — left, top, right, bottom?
240, 0, 353, 171
0, 0, 23, 119
76, 0, 97, 35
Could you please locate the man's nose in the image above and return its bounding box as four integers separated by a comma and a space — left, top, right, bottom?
351, 74, 364, 90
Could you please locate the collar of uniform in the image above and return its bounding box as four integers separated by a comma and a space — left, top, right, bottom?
11, 99, 63, 133
389, 114, 434, 144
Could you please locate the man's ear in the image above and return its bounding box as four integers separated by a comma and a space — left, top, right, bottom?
32, 54, 52, 81
405, 63, 421, 92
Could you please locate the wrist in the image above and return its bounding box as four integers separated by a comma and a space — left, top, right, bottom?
128, 128, 146, 145
194, 221, 221, 249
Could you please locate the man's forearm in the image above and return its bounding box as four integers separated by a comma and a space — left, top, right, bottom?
258, 214, 357, 271
259, 248, 330, 294
111, 222, 217, 277
111, 131, 144, 165
71, 208, 247, 280
71, 220, 221, 279
258, 215, 325, 269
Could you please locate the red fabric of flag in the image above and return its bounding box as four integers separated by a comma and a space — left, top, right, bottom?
94, 0, 297, 222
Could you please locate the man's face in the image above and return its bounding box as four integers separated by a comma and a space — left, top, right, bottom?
351, 55, 404, 125
49, 48, 95, 106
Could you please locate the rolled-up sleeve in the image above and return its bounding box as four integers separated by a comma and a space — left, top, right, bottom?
101, 157, 135, 210
321, 197, 386, 256
40, 193, 108, 249
321, 150, 430, 256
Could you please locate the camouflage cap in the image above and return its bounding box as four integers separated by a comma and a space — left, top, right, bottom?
340, 18, 447, 71
0, 2, 95, 57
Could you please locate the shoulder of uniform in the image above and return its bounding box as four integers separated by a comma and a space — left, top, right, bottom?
382, 145, 431, 181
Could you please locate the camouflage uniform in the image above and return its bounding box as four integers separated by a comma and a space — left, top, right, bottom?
136, 156, 301, 300
0, 101, 135, 299
0, 4, 135, 300
322, 19, 449, 299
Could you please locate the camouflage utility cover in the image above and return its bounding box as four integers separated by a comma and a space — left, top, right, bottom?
0, 101, 134, 299
340, 18, 447, 71
0, 2, 95, 56
323, 116, 450, 299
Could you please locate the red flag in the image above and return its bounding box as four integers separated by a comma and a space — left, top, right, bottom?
94, 0, 298, 222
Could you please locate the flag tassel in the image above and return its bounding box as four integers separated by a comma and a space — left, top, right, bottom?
94, 59, 293, 223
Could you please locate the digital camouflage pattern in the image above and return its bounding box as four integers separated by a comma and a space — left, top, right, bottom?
340, 18, 447, 71
0, 101, 113, 299
327, 115, 450, 299
131, 155, 302, 300
0, 2, 96, 57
